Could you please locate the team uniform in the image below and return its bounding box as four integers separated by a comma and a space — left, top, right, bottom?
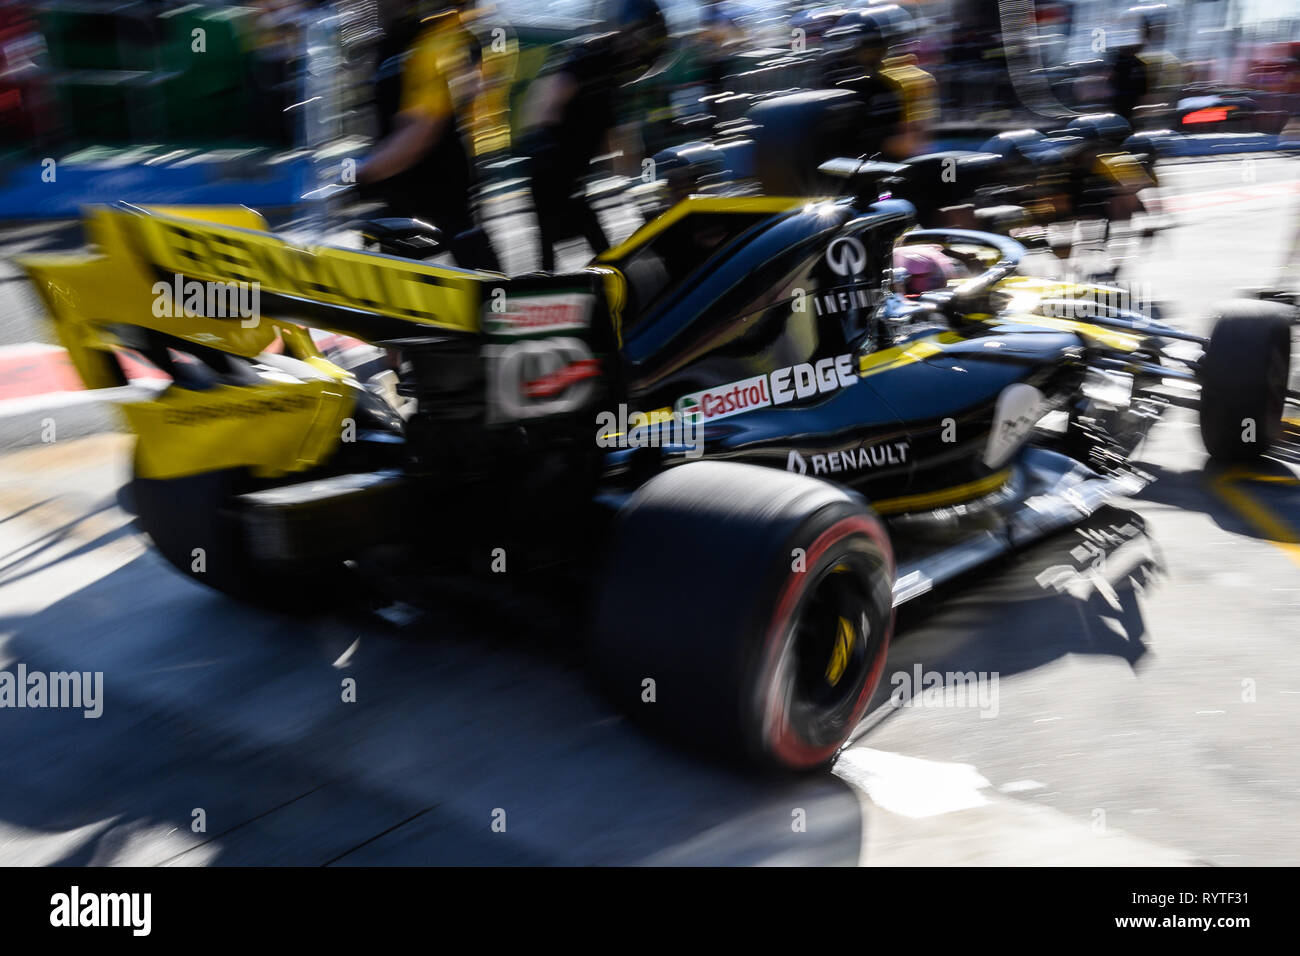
837, 53, 936, 161
523, 34, 620, 272
371, 12, 499, 270
1109, 46, 1149, 122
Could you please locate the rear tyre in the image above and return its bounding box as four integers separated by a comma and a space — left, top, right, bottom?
1199, 301, 1293, 462
132, 458, 338, 609
129, 385, 401, 607
591, 461, 895, 771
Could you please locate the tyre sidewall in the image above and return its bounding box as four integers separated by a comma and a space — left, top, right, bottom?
748, 510, 894, 769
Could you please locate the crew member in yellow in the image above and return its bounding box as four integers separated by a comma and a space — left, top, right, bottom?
359, 1, 501, 271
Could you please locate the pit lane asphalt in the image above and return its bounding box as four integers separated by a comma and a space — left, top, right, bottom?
0, 156, 1297, 865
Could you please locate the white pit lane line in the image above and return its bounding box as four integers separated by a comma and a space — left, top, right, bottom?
834, 747, 1197, 866
0, 817, 220, 868
835, 748, 992, 818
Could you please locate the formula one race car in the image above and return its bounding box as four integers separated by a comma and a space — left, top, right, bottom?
18, 163, 1297, 770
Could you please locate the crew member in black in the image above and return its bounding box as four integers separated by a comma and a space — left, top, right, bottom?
1109, 15, 1152, 123
827, 5, 934, 162
520, 0, 667, 272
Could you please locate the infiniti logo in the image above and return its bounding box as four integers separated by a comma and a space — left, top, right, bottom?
825, 236, 868, 277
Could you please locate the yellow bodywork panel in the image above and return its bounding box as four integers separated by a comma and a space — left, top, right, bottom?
589, 266, 627, 348
139, 205, 271, 231
596, 196, 812, 263
124, 379, 355, 480
13, 205, 456, 480
873, 468, 1013, 516
102, 207, 483, 334
859, 331, 967, 377
991, 276, 1148, 352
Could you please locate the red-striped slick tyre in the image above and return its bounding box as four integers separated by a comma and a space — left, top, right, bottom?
590, 461, 895, 771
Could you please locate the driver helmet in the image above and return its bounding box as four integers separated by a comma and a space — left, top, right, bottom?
892, 244, 958, 295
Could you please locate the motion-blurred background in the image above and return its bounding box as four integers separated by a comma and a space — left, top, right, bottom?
1, 0, 1296, 228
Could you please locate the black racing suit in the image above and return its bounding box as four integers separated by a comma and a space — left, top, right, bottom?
521, 35, 619, 272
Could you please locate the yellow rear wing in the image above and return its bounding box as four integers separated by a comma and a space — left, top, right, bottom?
15, 204, 487, 480
18, 203, 491, 390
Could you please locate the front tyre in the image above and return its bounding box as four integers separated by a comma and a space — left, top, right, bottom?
591, 461, 895, 771
1199, 301, 1294, 462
